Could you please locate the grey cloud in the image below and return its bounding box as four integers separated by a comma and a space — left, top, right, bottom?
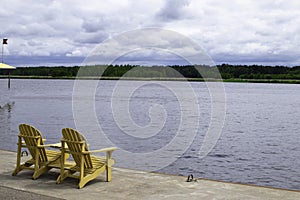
156, 0, 191, 22
5, 55, 84, 67
82, 18, 107, 33
4, 23, 56, 38
74, 31, 109, 44
213, 50, 300, 66
113, 49, 190, 66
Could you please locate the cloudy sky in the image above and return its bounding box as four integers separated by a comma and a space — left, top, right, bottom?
1, 0, 300, 67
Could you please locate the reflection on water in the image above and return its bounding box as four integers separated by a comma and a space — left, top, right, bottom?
0, 79, 299, 190
0, 102, 14, 110
0, 103, 14, 151
0, 81, 15, 151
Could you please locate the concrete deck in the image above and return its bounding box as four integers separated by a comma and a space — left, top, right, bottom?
0, 149, 299, 200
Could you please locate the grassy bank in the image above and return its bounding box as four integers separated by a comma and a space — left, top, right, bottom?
1, 65, 300, 83
1, 75, 300, 84
223, 78, 300, 84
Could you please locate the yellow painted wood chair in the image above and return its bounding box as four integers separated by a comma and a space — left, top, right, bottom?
56, 128, 117, 189
12, 124, 66, 179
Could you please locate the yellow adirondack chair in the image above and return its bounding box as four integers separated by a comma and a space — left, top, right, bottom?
56, 128, 117, 189
12, 124, 66, 179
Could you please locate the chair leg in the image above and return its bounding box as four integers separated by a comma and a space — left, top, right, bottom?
78, 174, 97, 189
12, 137, 22, 176
57, 170, 70, 184
32, 166, 51, 180
106, 166, 112, 182
78, 178, 88, 189
12, 167, 21, 176
12, 162, 33, 176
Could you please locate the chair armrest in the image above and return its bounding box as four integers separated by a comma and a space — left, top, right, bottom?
88, 147, 117, 154
38, 143, 61, 148
48, 143, 62, 148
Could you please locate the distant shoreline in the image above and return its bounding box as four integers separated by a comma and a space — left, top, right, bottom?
1, 75, 300, 84
1, 65, 299, 84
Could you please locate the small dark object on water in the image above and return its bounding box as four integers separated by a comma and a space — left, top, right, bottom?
187, 174, 198, 182
21, 150, 28, 157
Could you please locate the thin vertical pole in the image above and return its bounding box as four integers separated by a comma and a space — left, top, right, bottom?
1, 43, 3, 63
8, 71, 11, 89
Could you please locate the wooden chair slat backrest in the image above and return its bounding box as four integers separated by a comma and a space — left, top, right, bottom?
62, 128, 93, 169
19, 124, 48, 162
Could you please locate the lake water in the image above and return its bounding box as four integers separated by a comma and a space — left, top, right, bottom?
0, 79, 299, 190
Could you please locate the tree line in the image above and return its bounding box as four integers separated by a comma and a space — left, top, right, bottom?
1, 64, 300, 80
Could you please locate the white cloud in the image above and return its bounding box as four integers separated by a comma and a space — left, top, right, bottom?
1, 0, 300, 66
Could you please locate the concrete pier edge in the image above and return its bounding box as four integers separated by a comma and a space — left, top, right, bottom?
0, 149, 299, 200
